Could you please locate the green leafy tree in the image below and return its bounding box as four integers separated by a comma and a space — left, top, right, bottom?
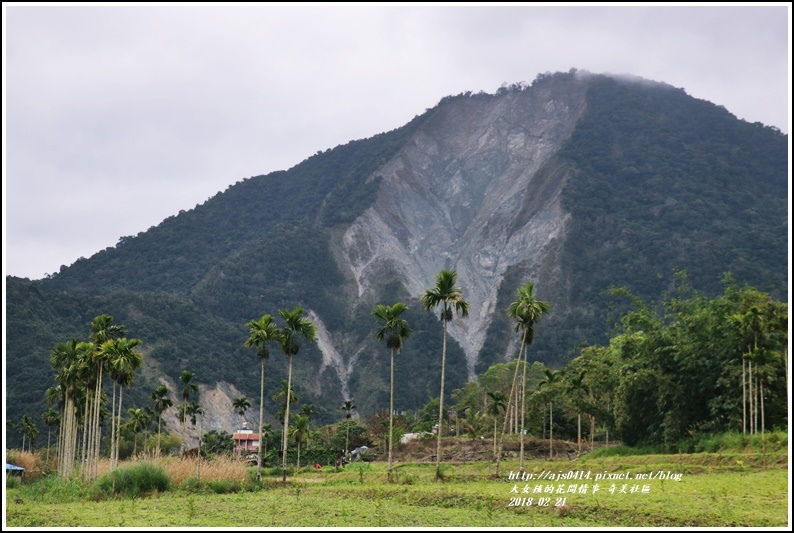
276, 306, 317, 482
260, 423, 273, 464
244, 313, 281, 479
463, 410, 486, 440
373, 301, 412, 482
421, 269, 469, 481
202, 430, 235, 456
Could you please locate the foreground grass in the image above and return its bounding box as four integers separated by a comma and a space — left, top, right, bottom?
6, 452, 788, 527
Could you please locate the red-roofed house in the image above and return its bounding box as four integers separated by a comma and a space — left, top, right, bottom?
233, 422, 259, 454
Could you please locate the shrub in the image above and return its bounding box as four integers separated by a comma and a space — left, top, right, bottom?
93, 462, 169, 498
207, 479, 242, 494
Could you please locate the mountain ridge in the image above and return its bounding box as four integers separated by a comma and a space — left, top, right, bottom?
6, 70, 788, 444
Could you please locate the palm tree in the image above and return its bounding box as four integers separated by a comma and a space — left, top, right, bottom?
300, 404, 318, 448
50, 338, 85, 477
126, 407, 152, 457
20, 415, 38, 452
105, 338, 143, 468
232, 397, 252, 430
506, 282, 550, 470
273, 380, 300, 423
421, 269, 469, 481
88, 315, 126, 479
276, 306, 317, 483
245, 313, 281, 480
290, 414, 310, 471
179, 370, 199, 453
186, 402, 205, 482
42, 408, 60, 464
341, 399, 356, 458
373, 302, 412, 482
463, 410, 486, 440
151, 385, 173, 458
539, 368, 561, 460
486, 391, 507, 458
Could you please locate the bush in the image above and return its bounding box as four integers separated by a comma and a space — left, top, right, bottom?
93, 462, 169, 498
207, 479, 242, 494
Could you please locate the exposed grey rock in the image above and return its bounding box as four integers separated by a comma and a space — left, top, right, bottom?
339, 78, 588, 380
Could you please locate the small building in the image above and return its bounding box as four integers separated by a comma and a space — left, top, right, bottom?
233, 421, 259, 454
6, 464, 25, 477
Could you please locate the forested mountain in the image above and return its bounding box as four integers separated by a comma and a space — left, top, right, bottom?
5, 70, 788, 447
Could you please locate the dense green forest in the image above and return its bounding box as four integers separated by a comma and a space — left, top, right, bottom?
475, 274, 788, 448
5, 71, 788, 449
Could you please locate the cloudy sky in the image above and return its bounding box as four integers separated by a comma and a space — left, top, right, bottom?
3, 3, 790, 280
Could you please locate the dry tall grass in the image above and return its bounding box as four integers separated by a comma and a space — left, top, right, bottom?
6, 449, 251, 485
148, 456, 250, 485
6, 450, 39, 473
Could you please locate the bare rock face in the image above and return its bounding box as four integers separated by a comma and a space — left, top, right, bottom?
340, 78, 589, 379
160, 378, 251, 449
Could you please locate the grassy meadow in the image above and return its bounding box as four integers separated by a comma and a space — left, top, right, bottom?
5, 435, 790, 528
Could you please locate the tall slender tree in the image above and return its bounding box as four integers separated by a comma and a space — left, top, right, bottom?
539, 369, 561, 460
186, 402, 205, 481
126, 407, 152, 457
20, 415, 38, 452
341, 400, 356, 458
273, 380, 300, 423
421, 269, 469, 481
276, 307, 316, 483
151, 385, 173, 458
290, 414, 310, 471
506, 282, 550, 470
50, 339, 85, 477
300, 404, 318, 448
42, 408, 60, 464
179, 371, 199, 453
373, 302, 412, 482
105, 338, 143, 468
245, 313, 281, 480
486, 391, 507, 458
88, 315, 126, 479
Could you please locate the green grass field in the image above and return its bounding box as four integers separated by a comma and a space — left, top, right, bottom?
5, 447, 789, 528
